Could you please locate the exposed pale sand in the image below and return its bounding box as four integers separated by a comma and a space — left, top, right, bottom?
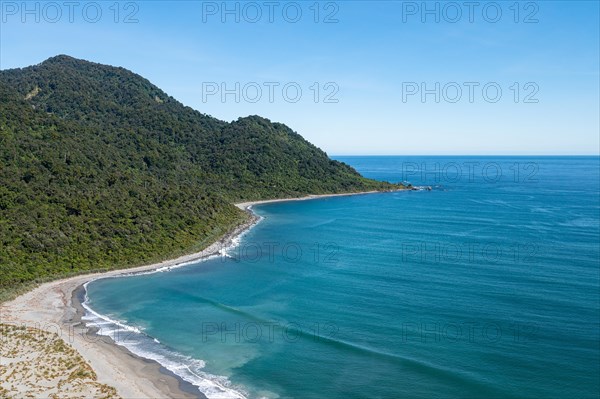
0, 190, 388, 398
0, 324, 119, 398
0, 214, 258, 399
235, 190, 381, 210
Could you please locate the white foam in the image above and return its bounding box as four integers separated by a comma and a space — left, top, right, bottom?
107, 216, 264, 279
82, 290, 248, 399
222, 215, 264, 258
78, 215, 266, 399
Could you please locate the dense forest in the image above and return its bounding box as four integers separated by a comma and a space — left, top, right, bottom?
0, 55, 403, 300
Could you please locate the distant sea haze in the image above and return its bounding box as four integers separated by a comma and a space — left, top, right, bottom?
85, 156, 600, 399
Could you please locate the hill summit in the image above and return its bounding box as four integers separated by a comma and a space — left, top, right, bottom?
0, 55, 401, 298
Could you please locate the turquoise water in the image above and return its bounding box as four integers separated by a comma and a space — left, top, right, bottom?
85, 156, 600, 399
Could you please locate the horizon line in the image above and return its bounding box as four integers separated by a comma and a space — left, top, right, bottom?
331, 154, 600, 157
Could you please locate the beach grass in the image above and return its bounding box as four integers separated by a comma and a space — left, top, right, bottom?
0, 323, 120, 398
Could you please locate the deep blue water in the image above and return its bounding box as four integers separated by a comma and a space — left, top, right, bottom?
85, 156, 600, 399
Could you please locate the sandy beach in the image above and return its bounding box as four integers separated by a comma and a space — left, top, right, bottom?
0, 191, 385, 398
0, 210, 260, 398
235, 190, 380, 210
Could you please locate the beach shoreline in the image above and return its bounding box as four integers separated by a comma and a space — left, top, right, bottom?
0, 208, 260, 398
0, 190, 387, 398
235, 190, 382, 210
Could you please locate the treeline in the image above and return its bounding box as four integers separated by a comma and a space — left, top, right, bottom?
0, 55, 401, 300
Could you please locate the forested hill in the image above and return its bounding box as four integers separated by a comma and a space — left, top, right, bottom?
0, 55, 401, 299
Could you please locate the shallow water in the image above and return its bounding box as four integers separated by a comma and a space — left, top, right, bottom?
85, 156, 600, 398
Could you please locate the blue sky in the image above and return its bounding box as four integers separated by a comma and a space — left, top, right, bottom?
1, 1, 598, 155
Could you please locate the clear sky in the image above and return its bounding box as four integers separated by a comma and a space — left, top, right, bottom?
1, 1, 598, 155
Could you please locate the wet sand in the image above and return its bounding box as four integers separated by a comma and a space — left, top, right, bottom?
1, 211, 259, 398
1, 191, 388, 398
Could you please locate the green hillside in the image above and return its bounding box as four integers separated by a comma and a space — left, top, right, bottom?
0, 55, 402, 300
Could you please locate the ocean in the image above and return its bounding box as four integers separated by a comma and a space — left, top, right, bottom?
84, 156, 600, 399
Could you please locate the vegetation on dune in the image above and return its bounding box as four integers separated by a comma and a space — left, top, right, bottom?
0, 323, 120, 397
0, 55, 402, 300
